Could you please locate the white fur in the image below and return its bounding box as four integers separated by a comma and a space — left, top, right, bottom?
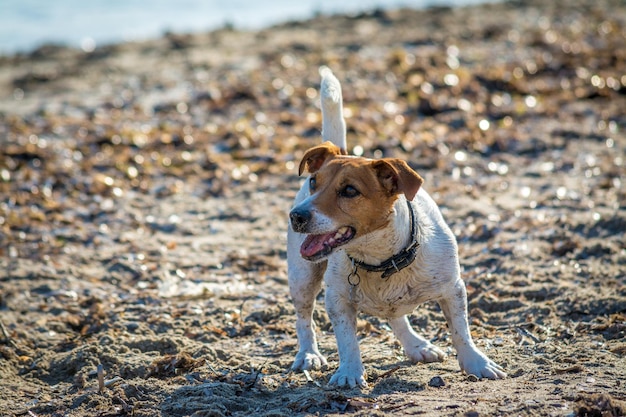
319, 66, 347, 150
287, 68, 506, 388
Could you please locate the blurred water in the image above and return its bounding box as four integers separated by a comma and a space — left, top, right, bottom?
1, 0, 492, 55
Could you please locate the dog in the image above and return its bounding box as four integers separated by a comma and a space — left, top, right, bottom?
287, 67, 506, 388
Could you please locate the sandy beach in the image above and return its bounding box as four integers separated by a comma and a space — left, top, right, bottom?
1, 0, 625, 415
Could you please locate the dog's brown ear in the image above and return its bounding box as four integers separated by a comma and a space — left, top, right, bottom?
298, 141, 346, 175
372, 159, 424, 201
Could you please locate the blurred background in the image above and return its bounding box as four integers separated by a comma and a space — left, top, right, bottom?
1, 0, 495, 55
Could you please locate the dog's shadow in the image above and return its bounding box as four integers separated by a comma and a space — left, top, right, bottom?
160, 362, 431, 417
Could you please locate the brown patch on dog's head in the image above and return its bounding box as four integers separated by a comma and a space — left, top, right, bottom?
372, 159, 424, 201
298, 141, 347, 175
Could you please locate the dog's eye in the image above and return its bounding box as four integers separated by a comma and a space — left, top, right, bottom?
309, 176, 316, 191
340, 185, 360, 198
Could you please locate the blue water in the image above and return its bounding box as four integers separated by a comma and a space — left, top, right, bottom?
1, 0, 490, 55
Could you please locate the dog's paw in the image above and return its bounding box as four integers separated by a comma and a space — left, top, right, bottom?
459, 352, 507, 380
329, 366, 368, 388
292, 349, 328, 371
404, 342, 446, 363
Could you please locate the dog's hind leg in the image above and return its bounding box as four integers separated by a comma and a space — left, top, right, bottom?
287, 230, 328, 371
389, 315, 446, 363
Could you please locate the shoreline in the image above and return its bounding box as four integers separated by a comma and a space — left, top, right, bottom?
0, 0, 503, 56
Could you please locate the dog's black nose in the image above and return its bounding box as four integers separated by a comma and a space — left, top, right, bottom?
290, 208, 311, 232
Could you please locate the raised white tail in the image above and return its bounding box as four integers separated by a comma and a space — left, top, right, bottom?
319, 66, 347, 152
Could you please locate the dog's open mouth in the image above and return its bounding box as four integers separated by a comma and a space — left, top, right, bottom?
300, 226, 355, 261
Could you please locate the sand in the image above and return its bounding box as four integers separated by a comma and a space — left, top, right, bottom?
0, 0, 625, 415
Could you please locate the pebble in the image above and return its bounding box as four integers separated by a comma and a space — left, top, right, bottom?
428, 375, 446, 387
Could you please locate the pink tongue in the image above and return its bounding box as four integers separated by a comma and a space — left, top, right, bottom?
301, 232, 334, 258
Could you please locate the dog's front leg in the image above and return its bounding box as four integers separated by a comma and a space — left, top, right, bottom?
438, 279, 507, 379
288, 233, 327, 371
325, 287, 367, 388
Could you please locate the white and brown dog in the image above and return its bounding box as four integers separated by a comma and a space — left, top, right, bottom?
287, 67, 506, 388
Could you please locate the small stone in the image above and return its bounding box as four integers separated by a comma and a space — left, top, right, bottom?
467, 374, 480, 382
125, 321, 140, 332
428, 375, 446, 387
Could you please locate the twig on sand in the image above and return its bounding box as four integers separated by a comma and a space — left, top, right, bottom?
303, 369, 321, 387
246, 360, 269, 388
238, 297, 250, 328
515, 326, 542, 344
104, 376, 123, 387
97, 364, 105, 392
0, 319, 18, 349
14, 410, 40, 417
375, 366, 401, 381
113, 395, 134, 414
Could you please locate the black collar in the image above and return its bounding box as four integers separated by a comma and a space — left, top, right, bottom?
347, 199, 419, 279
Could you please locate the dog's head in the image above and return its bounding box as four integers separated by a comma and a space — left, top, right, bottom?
290, 141, 424, 261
